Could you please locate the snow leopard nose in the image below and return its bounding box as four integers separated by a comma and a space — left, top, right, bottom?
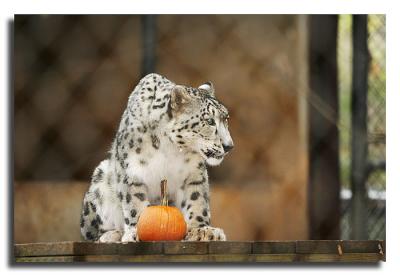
223, 144, 234, 153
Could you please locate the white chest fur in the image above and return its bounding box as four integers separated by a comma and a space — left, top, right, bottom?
125, 137, 199, 203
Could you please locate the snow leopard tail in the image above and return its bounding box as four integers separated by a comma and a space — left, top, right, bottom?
80, 160, 109, 241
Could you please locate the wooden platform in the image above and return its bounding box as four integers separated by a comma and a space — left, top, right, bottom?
14, 240, 385, 263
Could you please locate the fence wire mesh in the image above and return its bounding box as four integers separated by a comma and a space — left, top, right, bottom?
338, 14, 386, 240
15, 15, 304, 186
15, 15, 143, 180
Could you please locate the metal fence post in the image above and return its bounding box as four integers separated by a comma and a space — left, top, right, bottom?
351, 15, 370, 240
308, 15, 340, 240
141, 15, 157, 76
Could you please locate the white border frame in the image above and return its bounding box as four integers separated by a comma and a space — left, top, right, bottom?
1, 0, 397, 274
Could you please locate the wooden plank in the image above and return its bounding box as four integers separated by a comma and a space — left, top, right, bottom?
295, 240, 384, 255
341, 240, 381, 253
14, 241, 386, 263
60, 254, 294, 263
118, 242, 163, 255
73, 242, 163, 256
15, 256, 76, 262
14, 242, 74, 257
252, 241, 296, 254
296, 240, 340, 254
380, 240, 386, 261
73, 242, 119, 255
34, 254, 296, 263
16, 253, 382, 263
163, 241, 208, 255
295, 253, 383, 263
208, 242, 252, 254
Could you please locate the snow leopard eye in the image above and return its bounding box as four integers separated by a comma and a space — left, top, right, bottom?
206, 118, 216, 126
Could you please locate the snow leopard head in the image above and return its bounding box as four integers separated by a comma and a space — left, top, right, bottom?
167, 82, 234, 166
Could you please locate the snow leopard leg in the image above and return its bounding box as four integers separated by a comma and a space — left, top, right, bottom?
80, 161, 109, 241
179, 167, 226, 241
118, 174, 150, 242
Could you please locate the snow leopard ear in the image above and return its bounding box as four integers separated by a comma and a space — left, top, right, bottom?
170, 85, 191, 111
198, 81, 215, 97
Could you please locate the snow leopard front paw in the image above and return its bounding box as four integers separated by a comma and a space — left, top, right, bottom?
185, 226, 226, 241
99, 230, 122, 243
121, 228, 139, 243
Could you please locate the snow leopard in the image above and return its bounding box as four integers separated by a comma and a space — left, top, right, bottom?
80, 73, 234, 242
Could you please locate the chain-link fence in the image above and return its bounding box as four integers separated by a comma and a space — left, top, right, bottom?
15, 15, 305, 187
338, 15, 386, 240
15, 15, 143, 180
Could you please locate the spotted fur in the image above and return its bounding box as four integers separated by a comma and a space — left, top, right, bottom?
80, 73, 233, 242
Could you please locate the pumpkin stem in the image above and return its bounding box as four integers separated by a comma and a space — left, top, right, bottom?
161, 179, 168, 206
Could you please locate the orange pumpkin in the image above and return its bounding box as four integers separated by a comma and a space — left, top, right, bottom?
137, 180, 187, 241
